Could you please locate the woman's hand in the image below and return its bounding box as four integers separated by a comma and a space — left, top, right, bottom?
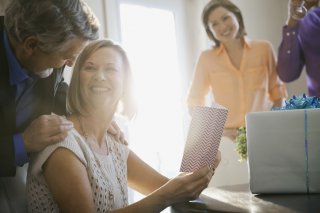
155, 165, 215, 206
272, 98, 284, 108
155, 151, 221, 206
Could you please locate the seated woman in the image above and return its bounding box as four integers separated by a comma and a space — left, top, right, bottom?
27, 39, 220, 213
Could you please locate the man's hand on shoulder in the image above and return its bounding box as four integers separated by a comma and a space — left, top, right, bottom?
23, 114, 74, 152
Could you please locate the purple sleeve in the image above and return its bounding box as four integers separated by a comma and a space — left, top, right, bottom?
277, 24, 304, 82
13, 134, 29, 166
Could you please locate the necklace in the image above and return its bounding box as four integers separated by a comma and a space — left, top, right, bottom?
77, 115, 128, 210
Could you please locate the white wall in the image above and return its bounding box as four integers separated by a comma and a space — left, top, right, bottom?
183, 0, 208, 84
233, 0, 286, 47
85, 0, 108, 37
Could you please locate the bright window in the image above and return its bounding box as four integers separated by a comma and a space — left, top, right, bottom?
119, 2, 185, 203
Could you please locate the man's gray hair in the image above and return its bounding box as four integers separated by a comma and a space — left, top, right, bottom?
4, 0, 100, 53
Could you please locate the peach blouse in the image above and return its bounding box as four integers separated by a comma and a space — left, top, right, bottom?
187, 38, 287, 128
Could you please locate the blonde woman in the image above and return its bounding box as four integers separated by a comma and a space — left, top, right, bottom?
27, 39, 220, 212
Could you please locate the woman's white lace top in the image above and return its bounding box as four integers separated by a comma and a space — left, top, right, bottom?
27, 128, 129, 213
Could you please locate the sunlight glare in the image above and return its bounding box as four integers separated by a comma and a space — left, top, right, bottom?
120, 4, 185, 176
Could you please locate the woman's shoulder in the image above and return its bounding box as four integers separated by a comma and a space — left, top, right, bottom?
37, 128, 83, 157
53, 128, 84, 153
248, 39, 273, 49
29, 129, 87, 175
198, 48, 220, 61
202, 46, 220, 54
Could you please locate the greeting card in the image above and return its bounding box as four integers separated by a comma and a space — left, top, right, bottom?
180, 104, 228, 172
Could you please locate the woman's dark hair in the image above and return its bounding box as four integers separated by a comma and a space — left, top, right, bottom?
202, 0, 247, 46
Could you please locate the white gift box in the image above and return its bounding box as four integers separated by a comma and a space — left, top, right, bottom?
246, 109, 320, 194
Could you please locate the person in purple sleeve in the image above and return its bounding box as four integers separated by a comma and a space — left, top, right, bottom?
277, 0, 320, 97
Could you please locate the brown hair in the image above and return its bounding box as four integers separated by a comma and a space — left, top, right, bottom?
202, 0, 247, 47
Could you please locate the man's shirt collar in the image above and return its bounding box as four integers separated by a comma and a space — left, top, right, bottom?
3, 31, 29, 85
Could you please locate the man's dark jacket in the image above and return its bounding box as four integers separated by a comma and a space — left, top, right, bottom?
0, 16, 67, 177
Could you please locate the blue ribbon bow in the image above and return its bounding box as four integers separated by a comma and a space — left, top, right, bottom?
272, 94, 320, 111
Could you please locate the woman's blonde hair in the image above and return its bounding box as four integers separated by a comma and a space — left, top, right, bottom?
67, 39, 137, 120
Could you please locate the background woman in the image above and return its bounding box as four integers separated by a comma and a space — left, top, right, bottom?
187, 0, 287, 186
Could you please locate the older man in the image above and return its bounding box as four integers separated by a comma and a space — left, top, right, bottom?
0, 0, 100, 177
